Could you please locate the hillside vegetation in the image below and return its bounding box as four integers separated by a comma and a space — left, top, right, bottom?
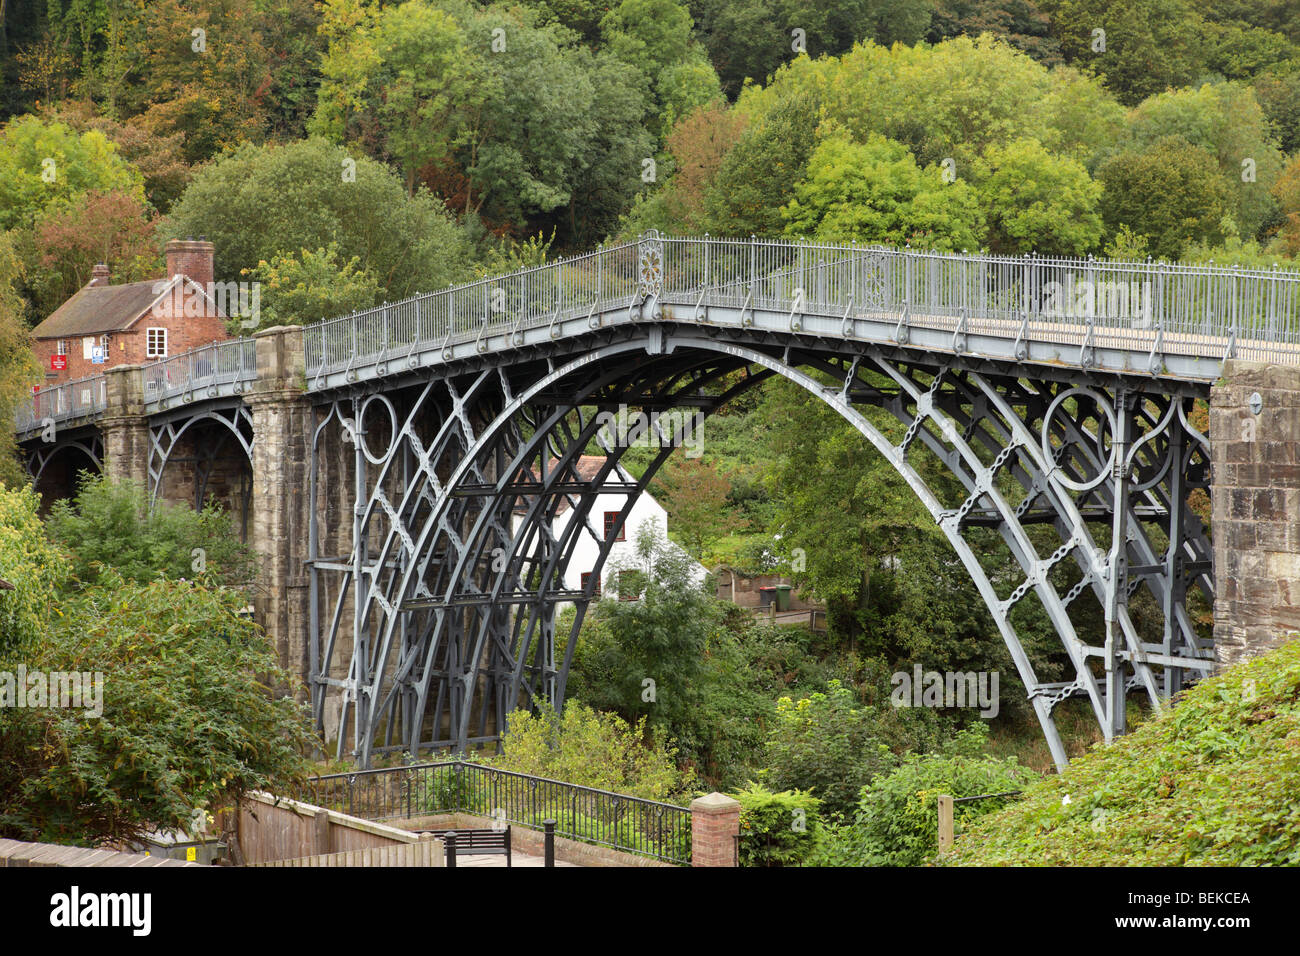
949, 638, 1300, 866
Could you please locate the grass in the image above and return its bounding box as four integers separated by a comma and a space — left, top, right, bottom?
950, 637, 1300, 865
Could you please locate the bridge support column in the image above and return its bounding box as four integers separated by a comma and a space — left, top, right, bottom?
248, 325, 313, 696
1211, 360, 1300, 668
99, 364, 150, 484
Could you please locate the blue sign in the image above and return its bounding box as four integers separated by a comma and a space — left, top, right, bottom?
90, 347, 106, 364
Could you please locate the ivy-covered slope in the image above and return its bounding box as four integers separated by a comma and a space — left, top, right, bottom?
949, 638, 1300, 866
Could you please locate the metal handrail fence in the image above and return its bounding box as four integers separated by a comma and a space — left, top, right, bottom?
140, 337, 258, 403
303, 234, 1300, 381
20, 236, 1300, 431
16, 374, 107, 433
303, 760, 692, 864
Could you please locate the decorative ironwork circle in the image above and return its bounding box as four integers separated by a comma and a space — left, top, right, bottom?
357, 394, 399, 466
1041, 386, 1117, 493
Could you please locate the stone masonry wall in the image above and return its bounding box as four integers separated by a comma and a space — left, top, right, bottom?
1210, 359, 1300, 668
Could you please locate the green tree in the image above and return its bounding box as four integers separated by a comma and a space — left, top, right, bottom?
1125, 82, 1285, 240
810, 723, 1038, 865
762, 679, 940, 819
0, 115, 145, 230
566, 519, 718, 756
1096, 134, 1234, 259
974, 138, 1104, 254
702, 90, 820, 236
242, 245, 382, 331
0, 234, 42, 487
492, 702, 696, 801
1044, 0, 1211, 106
654, 456, 745, 558
0, 570, 313, 846
162, 136, 472, 298
782, 133, 986, 251
44, 475, 257, 589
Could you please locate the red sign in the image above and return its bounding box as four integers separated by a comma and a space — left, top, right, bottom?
51, 354, 67, 371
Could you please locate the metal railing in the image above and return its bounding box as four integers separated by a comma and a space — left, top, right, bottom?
16, 374, 106, 433
14, 337, 257, 434
303, 760, 692, 864
302, 234, 1300, 381
140, 337, 258, 403
21, 235, 1300, 433
305, 241, 640, 382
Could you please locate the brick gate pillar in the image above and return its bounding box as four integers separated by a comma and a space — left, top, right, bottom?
690, 792, 741, 867
99, 364, 150, 484
1210, 359, 1300, 668
247, 325, 313, 696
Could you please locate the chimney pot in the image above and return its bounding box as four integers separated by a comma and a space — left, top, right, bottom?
89, 263, 110, 287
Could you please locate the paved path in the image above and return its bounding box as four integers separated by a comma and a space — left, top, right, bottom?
453, 851, 578, 867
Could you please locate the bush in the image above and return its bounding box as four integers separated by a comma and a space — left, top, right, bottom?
807, 724, 1038, 866
733, 781, 822, 867
44, 474, 257, 588
490, 702, 696, 803
0, 569, 314, 846
761, 678, 944, 820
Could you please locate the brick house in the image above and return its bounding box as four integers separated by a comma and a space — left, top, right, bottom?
30, 239, 230, 386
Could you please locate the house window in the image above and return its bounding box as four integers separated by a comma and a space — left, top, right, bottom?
581, 572, 601, 596
146, 328, 168, 358
55, 339, 68, 357
603, 511, 625, 541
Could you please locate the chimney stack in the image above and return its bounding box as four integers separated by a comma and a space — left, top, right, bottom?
89, 263, 110, 287
164, 238, 214, 290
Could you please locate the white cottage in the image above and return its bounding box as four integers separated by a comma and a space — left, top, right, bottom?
512, 455, 706, 601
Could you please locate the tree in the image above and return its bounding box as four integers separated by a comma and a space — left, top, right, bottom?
161, 137, 472, 297
927, 0, 1061, 63
974, 138, 1104, 255
44, 475, 258, 589
1043, 0, 1212, 105
0, 571, 313, 846
782, 133, 986, 251
0, 115, 145, 230
1125, 82, 1285, 240
762, 679, 940, 819
565, 519, 718, 756
370, 0, 471, 193
492, 702, 695, 801
809, 723, 1038, 865
26, 189, 161, 318
703, 89, 821, 236
654, 455, 744, 558
46, 101, 192, 212
242, 245, 382, 331
1097, 135, 1234, 259
0, 235, 41, 488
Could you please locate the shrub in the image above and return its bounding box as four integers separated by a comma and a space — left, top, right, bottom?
807, 724, 1038, 866
950, 637, 1300, 866
733, 781, 822, 867
490, 702, 696, 803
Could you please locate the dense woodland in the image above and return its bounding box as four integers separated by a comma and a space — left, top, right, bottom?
1, 0, 1298, 862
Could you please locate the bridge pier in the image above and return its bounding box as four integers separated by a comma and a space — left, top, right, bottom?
1211, 360, 1300, 668
247, 326, 313, 697
100, 364, 151, 484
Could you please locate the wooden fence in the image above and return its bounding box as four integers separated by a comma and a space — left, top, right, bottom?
250, 838, 442, 868
233, 791, 443, 866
